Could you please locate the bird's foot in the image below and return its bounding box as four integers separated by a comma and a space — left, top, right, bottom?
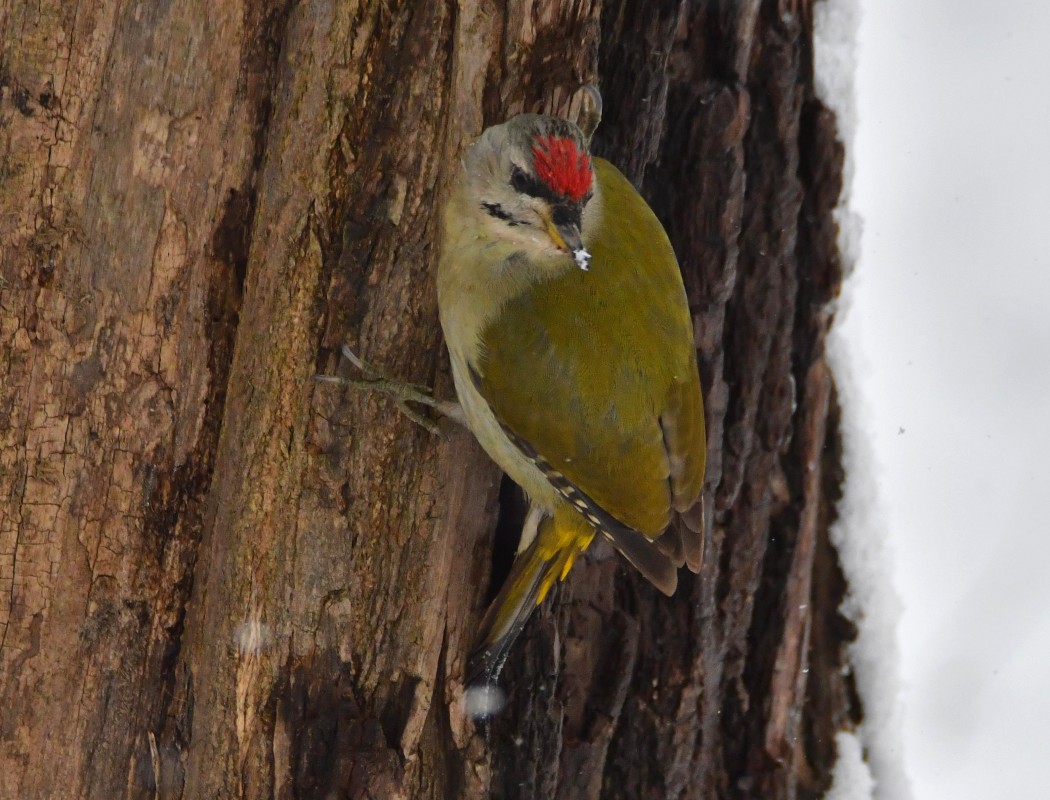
314, 345, 465, 436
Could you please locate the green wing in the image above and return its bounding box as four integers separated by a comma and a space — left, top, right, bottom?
476, 159, 705, 539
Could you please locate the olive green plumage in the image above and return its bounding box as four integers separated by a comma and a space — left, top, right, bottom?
437, 112, 705, 682
477, 159, 704, 535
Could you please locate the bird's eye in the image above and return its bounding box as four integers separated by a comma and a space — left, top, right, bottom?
510, 167, 531, 194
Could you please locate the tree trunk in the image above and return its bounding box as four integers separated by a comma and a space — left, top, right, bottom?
1, 1, 861, 798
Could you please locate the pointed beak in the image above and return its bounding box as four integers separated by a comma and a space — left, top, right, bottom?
548, 219, 582, 252
546, 206, 591, 270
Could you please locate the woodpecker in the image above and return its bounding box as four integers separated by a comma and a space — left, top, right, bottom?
436, 100, 706, 681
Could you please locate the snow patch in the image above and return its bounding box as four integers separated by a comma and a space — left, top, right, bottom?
464, 683, 507, 719
814, 0, 864, 279
825, 732, 875, 800
827, 321, 911, 799
815, 1, 910, 798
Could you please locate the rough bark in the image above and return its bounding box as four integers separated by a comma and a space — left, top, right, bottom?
1, 1, 862, 798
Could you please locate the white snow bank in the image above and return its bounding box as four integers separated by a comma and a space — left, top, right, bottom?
814, 2, 911, 798
825, 732, 875, 800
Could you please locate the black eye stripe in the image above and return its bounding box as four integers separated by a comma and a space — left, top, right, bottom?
510, 165, 559, 203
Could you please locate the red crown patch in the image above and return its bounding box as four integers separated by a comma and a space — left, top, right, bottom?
532, 135, 592, 202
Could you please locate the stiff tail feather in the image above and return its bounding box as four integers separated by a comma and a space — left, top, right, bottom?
467, 534, 568, 688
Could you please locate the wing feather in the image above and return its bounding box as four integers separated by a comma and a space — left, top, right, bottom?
474, 158, 706, 577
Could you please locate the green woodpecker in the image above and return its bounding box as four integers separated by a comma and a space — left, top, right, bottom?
438, 105, 707, 682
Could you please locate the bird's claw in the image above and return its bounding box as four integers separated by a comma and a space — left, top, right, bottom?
314, 346, 463, 436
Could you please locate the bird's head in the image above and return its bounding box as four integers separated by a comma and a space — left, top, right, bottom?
458, 114, 597, 271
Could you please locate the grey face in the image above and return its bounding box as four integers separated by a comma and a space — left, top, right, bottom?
463, 115, 595, 269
